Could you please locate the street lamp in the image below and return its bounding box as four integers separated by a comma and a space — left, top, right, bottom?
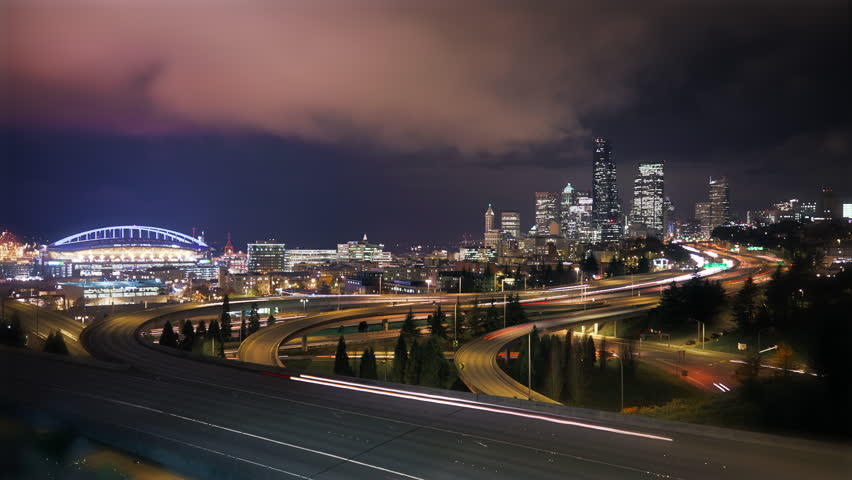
426, 279, 432, 295
300, 298, 309, 313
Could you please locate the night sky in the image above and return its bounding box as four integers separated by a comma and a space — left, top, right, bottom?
1, 1, 849, 250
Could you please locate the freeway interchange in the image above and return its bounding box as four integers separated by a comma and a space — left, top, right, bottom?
4, 249, 850, 479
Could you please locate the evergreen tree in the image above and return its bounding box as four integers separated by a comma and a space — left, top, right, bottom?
637, 256, 651, 274
404, 341, 422, 385
544, 335, 564, 400
220, 312, 232, 340
400, 308, 419, 341
358, 320, 369, 333
581, 254, 599, 277
195, 320, 207, 337
733, 276, 759, 333
159, 320, 178, 348
567, 336, 586, 404
465, 300, 485, 337
359, 348, 379, 380
247, 303, 261, 335
391, 333, 408, 382
43, 330, 70, 355
267, 314, 277, 328
428, 304, 447, 338
333, 336, 354, 376
418, 337, 449, 388
484, 301, 500, 332
180, 320, 195, 351
239, 314, 247, 340
585, 335, 596, 372
599, 337, 608, 372
222, 294, 231, 314
506, 294, 527, 326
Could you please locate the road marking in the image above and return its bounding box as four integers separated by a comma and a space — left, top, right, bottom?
53, 389, 425, 480
292, 374, 674, 442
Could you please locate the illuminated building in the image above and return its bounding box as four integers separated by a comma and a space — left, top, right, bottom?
59, 280, 170, 306
286, 249, 338, 271
484, 204, 495, 233
630, 162, 665, 237
843, 203, 852, 219
500, 211, 521, 240
44, 226, 210, 278
707, 177, 731, 228
559, 184, 576, 238
535, 192, 560, 234
819, 187, 840, 219
592, 138, 622, 241
247, 241, 287, 273
337, 234, 391, 265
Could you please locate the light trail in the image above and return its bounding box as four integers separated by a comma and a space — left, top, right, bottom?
288, 374, 673, 442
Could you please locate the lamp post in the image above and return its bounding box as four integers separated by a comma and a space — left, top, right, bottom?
426, 279, 432, 295
300, 298, 309, 313
527, 330, 532, 401
501, 278, 507, 328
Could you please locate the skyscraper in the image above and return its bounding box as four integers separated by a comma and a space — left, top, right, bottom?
592, 138, 622, 241
500, 211, 521, 239
819, 187, 839, 219
631, 162, 665, 237
707, 177, 731, 228
535, 192, 560, 235
560, 184, 576, 236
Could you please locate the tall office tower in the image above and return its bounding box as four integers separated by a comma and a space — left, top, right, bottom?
573, 191, 597, 243
707, 177, 731, 228
535, 192, 560, 234
630, 162, 665, 237
819, 187, 839, 219
696, 201, 713, 238
560, 184, 576, 236
247, 241, 287, 273
501, 211, 521, 239
592, 138, 622, 241
484, 204, 495, 233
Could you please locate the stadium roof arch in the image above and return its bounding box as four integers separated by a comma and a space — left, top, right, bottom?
48, 226, 209, 252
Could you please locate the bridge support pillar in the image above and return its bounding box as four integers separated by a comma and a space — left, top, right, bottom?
302, 336, 308, 352
382, 318, 389, 331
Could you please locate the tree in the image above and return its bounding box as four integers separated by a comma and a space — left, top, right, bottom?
465, 300, 485, 337
505, 294, 527, 326
391, 334, 408, 383
179, 320, 195, 351
359, 348, 378, 380
418, 337, 450, 388
773, 343, 795, 378
733, 276, 759, 333
239, 314, 247, 341
248, 303, 261, 335
358, 320, 368, 333
400, 308, 419, 341
428, 305, 447, 338
543, 335, 564, 400
195, 320, 207, 337
267, 314, 276, 328
333, 336, 354, 376
484, 301, 500, 332
585, 335, 597, 373
404, 341, 422, 385
159, 320, 178, 348
220, 312, 232, 340
598, 337, 608, 372
43, 330, 70, 355
637, 256, 651, 274
581, 254, 599, 277
206, 319, 225, 357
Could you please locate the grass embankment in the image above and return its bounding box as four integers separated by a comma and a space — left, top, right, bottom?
575, 360, 706, 412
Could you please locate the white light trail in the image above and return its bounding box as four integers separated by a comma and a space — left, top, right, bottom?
291, 375, 673, 442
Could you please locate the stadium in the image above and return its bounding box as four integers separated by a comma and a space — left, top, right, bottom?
45, 226, 210, 277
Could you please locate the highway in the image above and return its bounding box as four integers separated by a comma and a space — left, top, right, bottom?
5, 345, 850, 479
455, 249, 776, 403
3, 299, 90, 357
8, 253, 849, 478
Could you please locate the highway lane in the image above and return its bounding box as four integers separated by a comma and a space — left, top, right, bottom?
5, 348, 849, 479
